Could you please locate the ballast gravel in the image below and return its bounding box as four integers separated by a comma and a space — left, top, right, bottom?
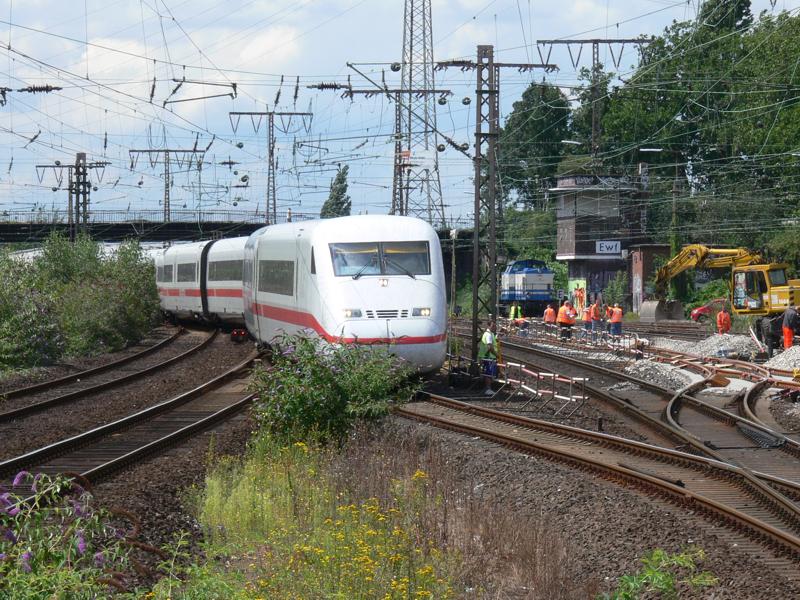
765, 345, 800, 370
651, 333, 759, 359
622, 359, 693, 390
386, 419, 800, 599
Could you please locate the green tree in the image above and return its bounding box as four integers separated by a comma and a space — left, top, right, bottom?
497, 82, 570, 207
320, 165, 352, 218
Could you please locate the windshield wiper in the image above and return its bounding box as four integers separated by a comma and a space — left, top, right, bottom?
383, 257, 416, 279
352, 256, 378, 280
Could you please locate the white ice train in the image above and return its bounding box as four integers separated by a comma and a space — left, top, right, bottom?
154, 215, 447, 371
155, 237, 248, 325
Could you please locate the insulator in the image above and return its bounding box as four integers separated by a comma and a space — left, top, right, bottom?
462, 97, 471, 105
437, 144, 446, 152
233, 170, 238, 176
51, 187, 58, 192
233, 201, 238, 206
54, 160, 61, 166
236, 142, 244, 149
240, 174, 249, 183
460, 143, 469, 151
92, 186, 98, 192
390, 62, 401, 72
437, 97, 447, 105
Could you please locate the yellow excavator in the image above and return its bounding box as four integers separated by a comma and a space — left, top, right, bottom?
640, 244, 800, 354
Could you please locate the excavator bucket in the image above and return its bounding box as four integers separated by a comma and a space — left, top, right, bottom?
639, 300, 685, 322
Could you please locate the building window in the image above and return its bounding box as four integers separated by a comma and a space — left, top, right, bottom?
258, 260, 295, 296
177, 263, 196, 282
208, 260, 243, 281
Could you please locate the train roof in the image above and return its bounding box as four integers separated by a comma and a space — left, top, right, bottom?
248, 215, 438, 243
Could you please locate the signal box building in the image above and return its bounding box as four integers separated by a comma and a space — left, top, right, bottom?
552, 174, 649, 305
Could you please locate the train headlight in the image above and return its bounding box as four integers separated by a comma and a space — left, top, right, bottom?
343, 308, 362, 319
412, 307, 431, 317
379, 278, 389, 287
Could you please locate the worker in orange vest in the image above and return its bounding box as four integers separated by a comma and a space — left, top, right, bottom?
557, 300, 577, 340
580, 304, 592, 340
610, 303, 623, 337
783, 305, 799, 350
590, 300, 602, 342
716, 305, 732, 335
543, 303, 556, 325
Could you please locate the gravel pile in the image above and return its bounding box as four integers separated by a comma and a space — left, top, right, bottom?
624, 360, 692, 390
652, 333, 759, 359
765, 346, 800, 370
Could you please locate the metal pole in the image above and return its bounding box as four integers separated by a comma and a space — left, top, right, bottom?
164, 150, 170, 222
67, 165, 74, 242
450, 228, 457, 316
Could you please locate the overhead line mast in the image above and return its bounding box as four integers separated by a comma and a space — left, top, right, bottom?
437, 46, 557, 361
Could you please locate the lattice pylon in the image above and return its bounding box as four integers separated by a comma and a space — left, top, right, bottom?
392, 0, 445, 226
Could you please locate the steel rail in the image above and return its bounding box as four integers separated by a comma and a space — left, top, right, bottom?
498, 335, 800, 460
453, 331, 800, 496
398, 394, 800, 565
0, 351, 257, 480
0, 329, 217, 423
0, 327, 183, 399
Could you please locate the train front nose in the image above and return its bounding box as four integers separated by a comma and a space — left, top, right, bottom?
333, 317, 446, 372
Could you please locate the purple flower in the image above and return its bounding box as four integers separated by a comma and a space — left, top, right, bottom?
69, 498, 89, 518
19, 551, 31, 572
2, 527, 17, 544
5, 506, 19, 517
93, 551, 105, 568
76, 531, 86, 555
0, 492, 10, 507
31, 473, 42, 493
0, 552, 6, 561
12, 471, 29, 487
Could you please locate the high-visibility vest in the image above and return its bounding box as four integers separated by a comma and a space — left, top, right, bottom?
580, 307, 590, 322
509, 305, 523, 319
557, 305, 576, 325
717, 311, 731, 333
478, 329, 498, 359
543, 307, 556, 323
611, 307, 623, 323
590, 303, 601, 321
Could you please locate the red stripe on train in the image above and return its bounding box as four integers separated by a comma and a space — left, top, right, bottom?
158, 287, 243, 298
251, 302, 446, 345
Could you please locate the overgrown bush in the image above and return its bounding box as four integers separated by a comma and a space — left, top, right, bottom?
249, 334, 417, 442
0, 472, 133, 598
0, 234, 160, 371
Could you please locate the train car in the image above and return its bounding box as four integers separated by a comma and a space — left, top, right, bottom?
242, 215, 447, 372
499, 259, 555, 317
155, 237, 247, 326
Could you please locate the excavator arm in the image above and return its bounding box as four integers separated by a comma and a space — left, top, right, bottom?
653, 244, 763, 299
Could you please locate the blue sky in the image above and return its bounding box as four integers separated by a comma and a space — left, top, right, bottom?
0, 0, 796, 223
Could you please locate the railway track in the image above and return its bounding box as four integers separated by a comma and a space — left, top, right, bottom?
452, 331, 800, 493
398, 394, 800, 581
0, 352, 259, 492
0, 328, 215, 423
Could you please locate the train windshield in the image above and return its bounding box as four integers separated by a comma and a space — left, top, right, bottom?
330, 241, 431, 277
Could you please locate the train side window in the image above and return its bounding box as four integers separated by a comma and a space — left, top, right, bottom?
310, 249, 316, 274
209, 260, 243, 281
177, 263, 196, 282
156, 266, 164, 282
258, 260, 294, 296
163, 264, 173, 282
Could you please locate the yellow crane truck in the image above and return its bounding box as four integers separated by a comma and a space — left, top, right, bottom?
639, 244, 800, 355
